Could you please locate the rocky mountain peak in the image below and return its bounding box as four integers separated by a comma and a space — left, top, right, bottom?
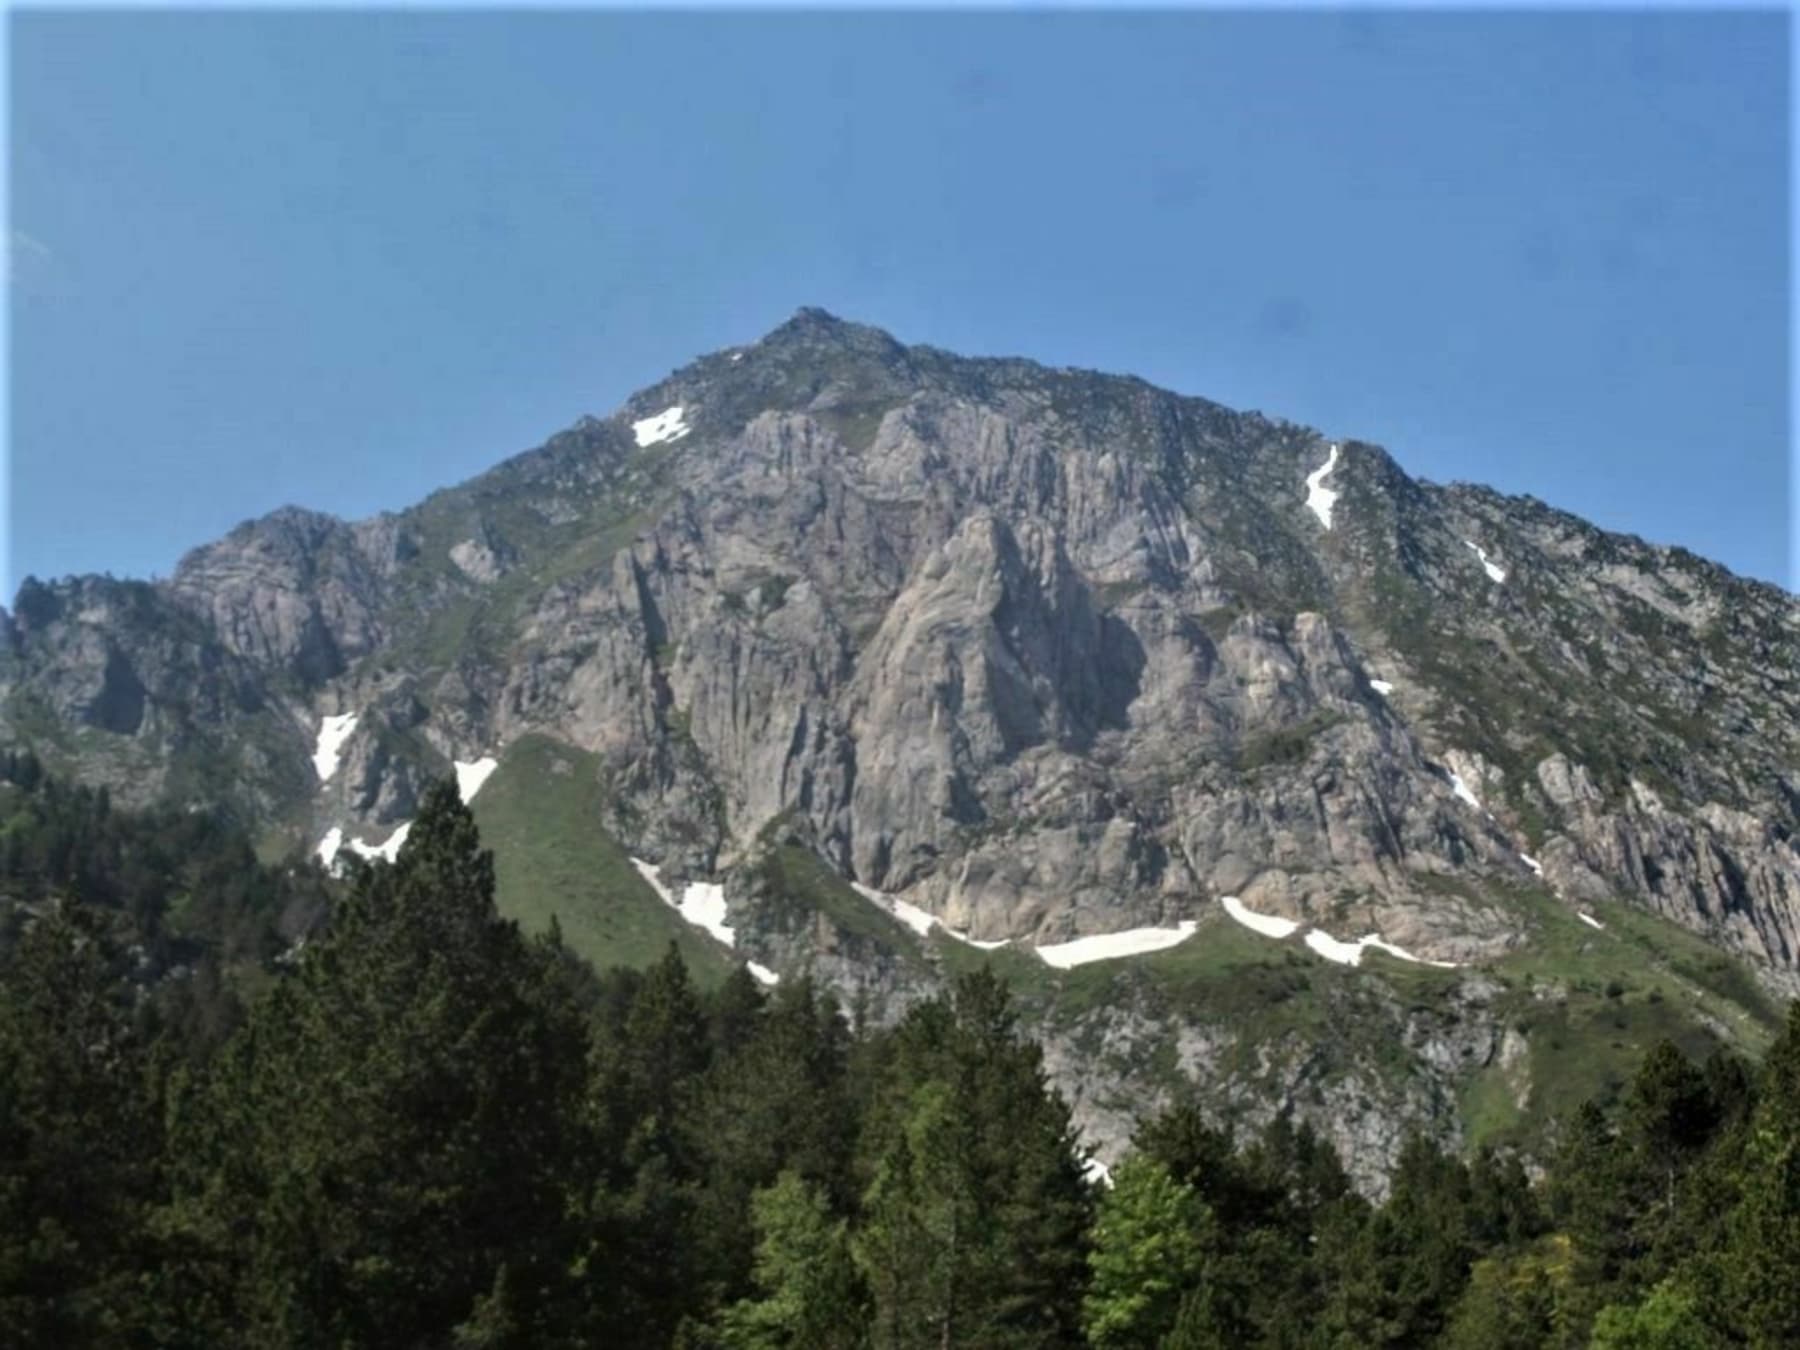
5, 313, 1798, 987
7, 308, 1800, 1186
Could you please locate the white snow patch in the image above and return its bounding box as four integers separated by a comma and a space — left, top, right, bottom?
346, 821, 412, 864
1519, 853, 1543, 876
314, 826, 344, 866
1369, 679, 1395, 696
681, 880, 734, 947
1579, 912, 1606, 931
312, 712, 358, 782
747, 961, 780, 986
1221, 895, 1301, 939
1447, 770, 1483, 811
631, 856, 676, 907
632, 405, 691, 447
1304, 443, 1342, 529
847, 877, 1016, 950
631, 858, 737, 948
851, 882, 940, 938
729, 351, 744, 363
1035, 921, 1199, 969
1304, 929, 1367, 965
1304, 927, 1457, 969
952, 931, 1014, 951
1463, 540, 1507, 584
453, 756, 499, 804
1083, 1156, 1115, 1189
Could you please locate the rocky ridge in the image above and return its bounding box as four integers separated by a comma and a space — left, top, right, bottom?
6, 308, 1797, 1183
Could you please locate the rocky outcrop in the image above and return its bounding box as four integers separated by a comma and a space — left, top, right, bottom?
4, 308, 1797, 984
167, 506, 405, 683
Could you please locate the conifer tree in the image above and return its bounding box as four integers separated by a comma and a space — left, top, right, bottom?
168, 780, 591, 1349
1723, 1003, 1800, 1347
1081, 1155, 1207, 1349
854, 971, 1089, 1349
717, 1170, 866, 1350
0, 902, 159, 1348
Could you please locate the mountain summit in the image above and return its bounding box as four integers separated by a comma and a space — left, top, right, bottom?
6, 311, 1797, 1181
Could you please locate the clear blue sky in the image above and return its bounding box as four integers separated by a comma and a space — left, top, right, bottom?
7, 10, 1792, 597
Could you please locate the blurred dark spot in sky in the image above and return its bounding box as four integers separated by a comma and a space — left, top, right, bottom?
1150, 164, 1204, 212
1256, 296, 1311, 341
951, 67, 1002, 109
1336, 10, 1389, 57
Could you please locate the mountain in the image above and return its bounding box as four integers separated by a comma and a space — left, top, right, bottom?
6, 307, 1797, 1186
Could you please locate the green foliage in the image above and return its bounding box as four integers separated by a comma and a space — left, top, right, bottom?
1589, 1281, 1724, 1350
0, 904, 162, 1347
854, 971, 1092, 1349
717, 1172, 864, 1349
1441, 1238, 1570, 1350
1, 771, 1796, 1349
1723, 1005, 1800, 1347
165, 781, 593, 1347
1081, 1157, 1207, 1349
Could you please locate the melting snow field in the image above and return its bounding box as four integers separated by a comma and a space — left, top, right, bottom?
1036, 921, 1199, 969
852, 882, 938, 938
1369, 679, 1394, 696
1083, 1156, 1115, 1189
312, 713, 358, 782
631, 858, 737, 948
1304, 929, 1367, 965
1220, 895, 1301, 939
1519, 853, 1544, 876
314, 749, 497, 874
1304, 927, 1456, 969
1579, 913, 1606, 931
630, 858, 779, 983
454, 756, 499, 804
850, 882, 1012, 950
1304, 443, 1342, 529
1447, 771, 1483, 811
346, 822, 412, 865
315, 821, 410, 868
632, 405, 691, 447
1463, 540, 1507, 584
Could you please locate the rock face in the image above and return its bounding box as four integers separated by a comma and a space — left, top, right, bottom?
5, 308, 1799, 988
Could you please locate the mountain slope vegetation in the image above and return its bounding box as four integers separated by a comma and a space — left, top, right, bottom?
1, 779, 1796, 1348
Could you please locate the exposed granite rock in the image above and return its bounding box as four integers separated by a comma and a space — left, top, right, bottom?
5, 308, 1797, 982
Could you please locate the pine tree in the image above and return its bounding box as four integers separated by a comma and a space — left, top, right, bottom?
853, 971, 1090, 1349
1080, 1156, 1207, 1349
578, 942, 717, 1345
1724, 1003, 1800, 1347
0, 902, 160, 1348
1589, 1279, 1724, 1350
1625, 1041, 1716, 1218
717, 1171, 866, 1349
689, 978, 856, 1306
167, 780, 592, 1348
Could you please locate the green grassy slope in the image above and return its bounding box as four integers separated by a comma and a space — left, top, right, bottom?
755, 842, 927, 962
473, 736, 1780, 1158
471, 734, 735, 986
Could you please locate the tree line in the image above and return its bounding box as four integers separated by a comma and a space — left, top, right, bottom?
0, 762, 1795, 1348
